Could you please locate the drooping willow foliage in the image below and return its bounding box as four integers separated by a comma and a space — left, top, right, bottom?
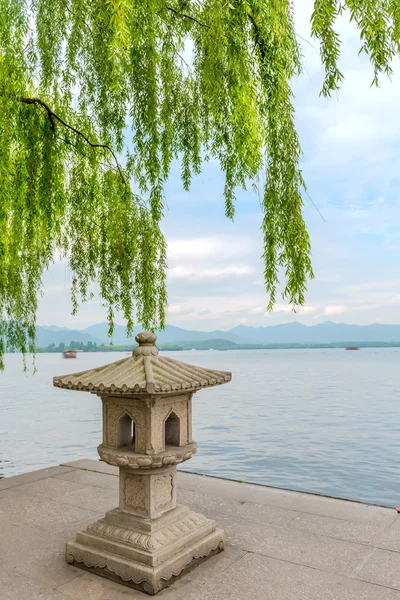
0, 0, 399, 368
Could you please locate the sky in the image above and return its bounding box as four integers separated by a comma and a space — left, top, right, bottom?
38, 1, 400, 331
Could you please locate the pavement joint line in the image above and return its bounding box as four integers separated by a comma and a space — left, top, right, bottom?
280, 524, 380, 549
2, 556, 84, 592
54, 571, 86, 592
355, 576, 400, 594
365, 545, 400, 557
355, 571, 400, 593
232, 542, 352, 578
52, 474, 120, 491
282, 511, 398, 530
59, 464, 119, 477
240, 496, 397, 525
0, 468, 77, 492
283, 518, 400, 550
179, 469, 397, 509
389, 516, 400, 530
242, 548, 400, 593
183, 498, 302, 528
348, 547, 378, 579
286, 510, 305, 525
223, 508, 400, 551
50, 495, 109, 514
218, 550, 249, 576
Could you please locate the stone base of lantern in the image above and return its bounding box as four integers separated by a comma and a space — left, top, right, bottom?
66, 504, 224, 595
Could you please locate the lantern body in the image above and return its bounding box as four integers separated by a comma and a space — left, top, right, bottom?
54, 332, 231, 595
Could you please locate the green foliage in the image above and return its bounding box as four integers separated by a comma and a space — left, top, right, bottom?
1, 0, 399, 368
311, 0, 400, 93
37, 340, 96, 352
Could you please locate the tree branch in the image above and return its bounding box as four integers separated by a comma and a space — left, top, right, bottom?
247, 9, 275, 75
247, 11, 263, 57
59, 136, 119, 172
19, 96, 126, 184
165, 5, 209, 29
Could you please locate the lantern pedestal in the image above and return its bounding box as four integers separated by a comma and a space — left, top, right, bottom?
66, 464, 223, 595
55, 332, 231, 595
66, 499, 223, 595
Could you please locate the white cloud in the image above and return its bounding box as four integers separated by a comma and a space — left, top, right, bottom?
250, 304, 316, 316
168, 264, 254, 281
166, 304, 194, 317
250, 306, 267, 314
297, 305, 318, 315
324, 305, 347, 316
167, 236, 257, 262
167, 304, 185, 314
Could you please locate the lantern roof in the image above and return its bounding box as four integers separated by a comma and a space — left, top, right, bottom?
53, 331, 232, 395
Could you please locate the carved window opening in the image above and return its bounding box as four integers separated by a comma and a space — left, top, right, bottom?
118, 413, 136, 450
165, 412, 180, 447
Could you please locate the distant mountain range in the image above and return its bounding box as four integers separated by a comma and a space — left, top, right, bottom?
35, 321, 400, 348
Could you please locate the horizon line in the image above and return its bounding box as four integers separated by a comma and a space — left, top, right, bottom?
36, 320, 400, 333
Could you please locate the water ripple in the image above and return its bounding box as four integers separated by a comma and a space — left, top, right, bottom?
1, 349, 399, 506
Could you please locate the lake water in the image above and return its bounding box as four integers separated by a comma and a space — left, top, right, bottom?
1, 349, 399, 506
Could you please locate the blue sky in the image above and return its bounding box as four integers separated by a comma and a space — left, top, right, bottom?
38, 1, 400, 331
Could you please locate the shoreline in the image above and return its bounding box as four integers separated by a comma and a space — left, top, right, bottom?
23, 341, 400, 353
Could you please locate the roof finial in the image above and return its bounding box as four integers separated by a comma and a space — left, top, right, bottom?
135, 331, 157, 345
133, 331, 158, 357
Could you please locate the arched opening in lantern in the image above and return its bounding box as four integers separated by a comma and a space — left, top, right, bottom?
118, 413, 136, 450
164, 411, 180, 447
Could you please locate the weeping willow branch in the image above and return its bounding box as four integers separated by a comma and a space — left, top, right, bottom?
165, 5, 210, 28
0, 0, 399, 370
247, 11, 265, 63
19, 96, 126, 184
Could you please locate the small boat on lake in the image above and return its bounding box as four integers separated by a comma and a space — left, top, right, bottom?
63, 350, 78, 359
345, 346, 360, 351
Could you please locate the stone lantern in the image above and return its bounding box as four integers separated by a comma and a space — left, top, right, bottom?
53, 332, 231, 595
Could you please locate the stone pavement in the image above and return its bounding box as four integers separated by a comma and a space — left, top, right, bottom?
2, 460, 400, 599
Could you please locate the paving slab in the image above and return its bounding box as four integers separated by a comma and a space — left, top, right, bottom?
56, 572, 149, 599
176, 470, 258, 501
55, 469, 119, 491
247, 487, 397, 527
0, 465, 75, 491
178, 487, 300, 527
182, 552, 400, 600
357, 549, 400, 590
2, 459, 400, 600
0, 518, 84, 588
373, 530, 400, 553
290, 512, 400, 551
60, 459, 118, 475
0, 476, 89, 501
290, 512, 384, 545
0, 488, 103, 531
389, 516, 400, 531
54, 484, 118, 513
0, 569, 75, 600
215, 512, 375, 577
